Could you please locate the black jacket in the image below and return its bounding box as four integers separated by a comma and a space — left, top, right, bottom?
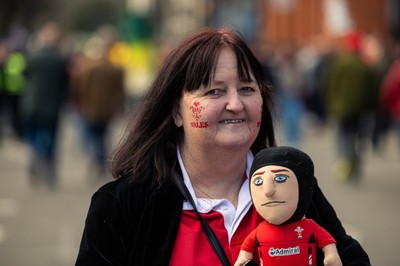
76, 172, 371, 265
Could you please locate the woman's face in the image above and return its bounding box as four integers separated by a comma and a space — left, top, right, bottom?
174, 47, 263, 151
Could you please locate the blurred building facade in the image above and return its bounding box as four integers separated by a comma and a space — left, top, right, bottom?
144, 0, 396, 45
1, 0, 398, 46
259, 0, 390, 44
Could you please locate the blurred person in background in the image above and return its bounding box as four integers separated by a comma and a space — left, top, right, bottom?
20, 21, 70, 189
70, 25, 125, 180
0, 40, 8, 141
304, 35, 336, 129
274, 43, 306, 147
0, 25, 30, 141
75, 28, 370, 266
324, 31, 380, 183
360, 34, 393, 153
0, 47, 26, 139
380, 40, 400, 155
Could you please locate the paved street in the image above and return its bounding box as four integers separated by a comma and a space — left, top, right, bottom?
0, 111, 399, 266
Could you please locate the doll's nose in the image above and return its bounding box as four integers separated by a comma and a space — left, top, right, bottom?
263, 176, 276, 197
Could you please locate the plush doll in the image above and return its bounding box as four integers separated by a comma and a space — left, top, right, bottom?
235, 146, 342, 266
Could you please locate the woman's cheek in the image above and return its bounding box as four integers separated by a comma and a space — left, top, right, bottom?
189, 101, 209, 128
257, 104, 263, 128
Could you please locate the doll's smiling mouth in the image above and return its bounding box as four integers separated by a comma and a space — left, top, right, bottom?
261, 200, 285, 206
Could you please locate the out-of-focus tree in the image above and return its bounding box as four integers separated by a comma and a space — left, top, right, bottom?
1, 0, 126, 37
70, 0, 124, 32
0, 0, 48, 35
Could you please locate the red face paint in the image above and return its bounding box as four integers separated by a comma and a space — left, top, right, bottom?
190, 101, 208, 128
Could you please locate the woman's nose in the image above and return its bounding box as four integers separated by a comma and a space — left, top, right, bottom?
225, 91, 244, 112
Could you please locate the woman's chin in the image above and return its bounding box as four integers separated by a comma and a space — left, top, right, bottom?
216, 139, 253, 150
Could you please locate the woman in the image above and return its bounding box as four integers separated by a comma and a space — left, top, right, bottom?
76, 28, 370, 265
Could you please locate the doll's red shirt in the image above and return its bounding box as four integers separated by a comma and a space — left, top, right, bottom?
240, 219, 336, 266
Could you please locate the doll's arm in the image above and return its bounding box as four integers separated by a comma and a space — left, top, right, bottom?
234, 228, 258, 266
322, 243, 342, 266
234, 250, 254, 266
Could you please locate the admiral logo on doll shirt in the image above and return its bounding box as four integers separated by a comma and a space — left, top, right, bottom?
269, 246, 300, 257
268, 226, 304, 257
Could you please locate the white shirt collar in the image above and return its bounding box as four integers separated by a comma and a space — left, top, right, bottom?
176, 147, 255, 240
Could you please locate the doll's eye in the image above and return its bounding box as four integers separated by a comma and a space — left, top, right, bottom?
274, 175, 288, 183
253, 177, 263, 186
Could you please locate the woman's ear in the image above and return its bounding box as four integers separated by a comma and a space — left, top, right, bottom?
173, 104, 183, 127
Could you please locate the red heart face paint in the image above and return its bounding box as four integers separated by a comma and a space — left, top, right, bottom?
190, 101, 208, 128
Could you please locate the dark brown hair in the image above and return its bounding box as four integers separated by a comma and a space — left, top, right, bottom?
110, 27, 276, 186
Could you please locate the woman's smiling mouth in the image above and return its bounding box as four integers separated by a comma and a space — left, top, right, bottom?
219, 119, 244, 124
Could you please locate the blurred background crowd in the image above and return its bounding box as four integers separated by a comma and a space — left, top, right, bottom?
0, 0, 399, 185
0, 0, 400, 265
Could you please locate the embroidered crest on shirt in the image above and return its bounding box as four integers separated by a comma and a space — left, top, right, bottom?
295, 226, 304, 239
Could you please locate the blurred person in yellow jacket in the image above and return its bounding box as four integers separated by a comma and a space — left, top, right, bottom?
0, 41, 26, 139
3, 51, 26, 138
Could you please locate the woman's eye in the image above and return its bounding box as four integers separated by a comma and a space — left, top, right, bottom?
274, 175, 288, 183
239, 86, 255, 94
206, 88, 223, 96
253, 177, 263, 186
241, 86, 254, 91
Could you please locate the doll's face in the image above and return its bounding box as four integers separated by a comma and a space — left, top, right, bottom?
250, 165, 299, 225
